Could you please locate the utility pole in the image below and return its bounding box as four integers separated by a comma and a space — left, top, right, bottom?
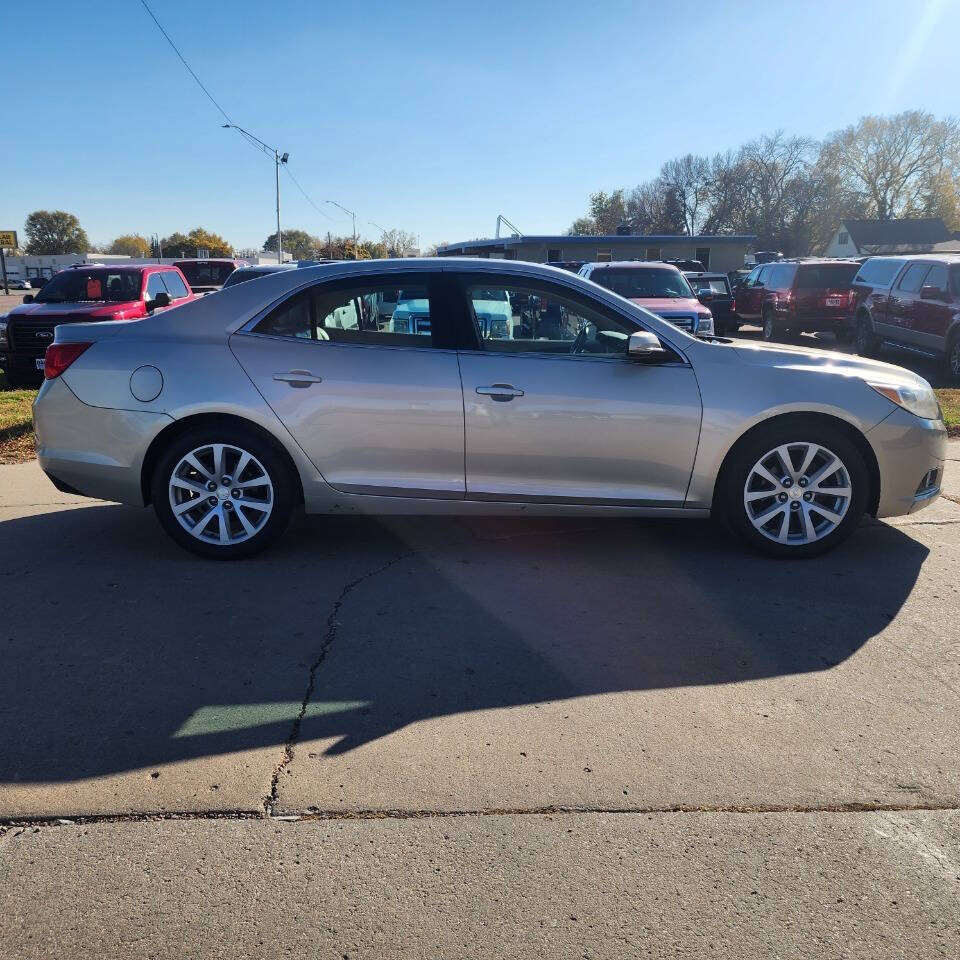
327, 201, 357, 259
222, 123, 288, 263
369, 221, 388, 257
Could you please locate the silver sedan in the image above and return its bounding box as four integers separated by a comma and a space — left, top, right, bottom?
33, 258, 946, 559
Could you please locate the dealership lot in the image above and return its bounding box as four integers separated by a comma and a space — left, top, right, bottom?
2, 439, 960, 955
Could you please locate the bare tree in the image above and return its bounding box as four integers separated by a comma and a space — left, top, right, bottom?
821, 110, 960, 221
658, 154, 711, 234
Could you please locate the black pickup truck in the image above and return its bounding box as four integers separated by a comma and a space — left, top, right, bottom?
684, 272, 737, 335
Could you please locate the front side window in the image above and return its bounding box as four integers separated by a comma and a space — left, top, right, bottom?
588, 267, 693, 300
755, 266, 772, 287
463, 280, 636, 357
854, 258, 905, 287
161, 271, 190, 299
254, 278, 435, 346
950, 265, 960, 297
145, 273, 168, 300
35, 269, 142, 304
897, 262, 931, 294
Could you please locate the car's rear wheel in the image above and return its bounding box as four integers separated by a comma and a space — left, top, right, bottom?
152, 427, 294, 559
720, 420, 869, 558
761, 308, 783, 342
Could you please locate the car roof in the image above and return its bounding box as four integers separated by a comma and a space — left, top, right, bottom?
867, 253, 960, 263
582, 260, 681, 271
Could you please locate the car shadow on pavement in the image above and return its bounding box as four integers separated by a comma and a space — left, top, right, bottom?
0, 503, 929, 783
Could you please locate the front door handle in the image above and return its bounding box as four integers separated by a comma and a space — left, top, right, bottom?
273, 370, 323, 388
476, 383, 524, 402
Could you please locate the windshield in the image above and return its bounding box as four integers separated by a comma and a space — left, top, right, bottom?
472, 289, 509, 301
794, 264, 859, 289
396, 288, 428, 305
36, 269, 142, 304
590, 268, 693, 299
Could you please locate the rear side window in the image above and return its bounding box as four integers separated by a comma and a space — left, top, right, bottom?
254, 277, 437, 346
794, 264, 858, 289
897, 262, 932, 294
161, 271, 189, 299
923, 264, 948, 294
767, 265, 795, 288
951, 265, 960, 297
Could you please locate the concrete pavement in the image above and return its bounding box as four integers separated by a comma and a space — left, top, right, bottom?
2, 452, 960, 956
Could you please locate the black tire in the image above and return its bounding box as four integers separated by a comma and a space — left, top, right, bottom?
855, 311, 880, 358
942, 331, 960, 383
719, 418, 870, 559
761, 308, 779, 342
151, 425, 295, 559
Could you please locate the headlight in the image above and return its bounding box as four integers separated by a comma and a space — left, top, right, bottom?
696, 314, 714, 336
867, 381, 940, 421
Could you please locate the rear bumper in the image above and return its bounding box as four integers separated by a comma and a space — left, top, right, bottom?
868, 408, 947, 518
33, 377, 173, 506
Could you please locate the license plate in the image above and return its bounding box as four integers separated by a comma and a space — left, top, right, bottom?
35, 358, 45, 371
825, 297, 842, 307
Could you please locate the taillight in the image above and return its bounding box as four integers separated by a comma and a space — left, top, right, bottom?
730, 299, 736, 313
44, 342, 92, 379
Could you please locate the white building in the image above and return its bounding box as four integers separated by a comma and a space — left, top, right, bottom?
2, 252, 133, 282
825, 218, 960, 257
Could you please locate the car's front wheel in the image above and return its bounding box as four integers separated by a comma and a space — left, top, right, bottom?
720, 420, 869, 558
151, 426, 295, 559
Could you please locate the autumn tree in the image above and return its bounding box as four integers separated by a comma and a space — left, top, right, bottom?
108, 234, 151, 257
160, 228, 233, 258
25, 210, 89, 255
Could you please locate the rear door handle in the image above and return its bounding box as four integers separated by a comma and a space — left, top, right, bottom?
476, 383, 524, 402
273, 370, 323, 387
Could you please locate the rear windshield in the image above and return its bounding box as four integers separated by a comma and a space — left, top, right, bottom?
175, 261, 236, 287
689, 277, 729, 295
794, 264, 858, 290
35, 269, 142, 303
589, 267, 693, 299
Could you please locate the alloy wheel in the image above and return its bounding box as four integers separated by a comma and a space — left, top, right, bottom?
168, 443, 274, 545
743, 442, 852, 545
950, 339, 960, 378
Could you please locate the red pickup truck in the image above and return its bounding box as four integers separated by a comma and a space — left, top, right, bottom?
0, 263, 195, 386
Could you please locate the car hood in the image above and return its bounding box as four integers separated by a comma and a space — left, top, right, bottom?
7, 301, 136, 319
629, 296, 705, 314
730, 338, 929, 388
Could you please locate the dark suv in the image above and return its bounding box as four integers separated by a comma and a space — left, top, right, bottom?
852, 255, 960, 377
735, 260, 860, 341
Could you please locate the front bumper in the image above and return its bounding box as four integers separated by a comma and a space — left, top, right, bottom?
33, 377, 173, 506
868, 407, 947, 518
0, 350, 45, 378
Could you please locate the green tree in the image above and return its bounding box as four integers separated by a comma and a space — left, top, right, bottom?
108, 234, 151, 257
160, 228, 233, 258
262, 229, 319, 260
24, 210, 89, 255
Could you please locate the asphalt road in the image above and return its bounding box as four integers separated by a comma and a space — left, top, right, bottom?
2, 433, 960, 957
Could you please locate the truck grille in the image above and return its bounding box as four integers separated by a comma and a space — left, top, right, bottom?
654, 312, 696, 332
9, 319, 61, 357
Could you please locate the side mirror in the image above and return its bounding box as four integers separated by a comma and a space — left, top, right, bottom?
920, 285, 946, 301
22, 293, 34, 303
627, 330, 668, 361
148, 291, 171, 311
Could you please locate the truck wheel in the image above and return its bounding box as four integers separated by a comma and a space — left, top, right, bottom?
855, 312, 880, 358
761, 308, 779, 342
944, 332, 960, 383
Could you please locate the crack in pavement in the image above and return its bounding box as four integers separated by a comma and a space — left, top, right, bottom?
262, 551, 414, 817
4, 800, 960, 833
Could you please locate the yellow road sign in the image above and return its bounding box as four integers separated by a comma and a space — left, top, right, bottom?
0, 230, 17, 249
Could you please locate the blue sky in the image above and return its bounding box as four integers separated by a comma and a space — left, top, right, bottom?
5, 0, 956, 251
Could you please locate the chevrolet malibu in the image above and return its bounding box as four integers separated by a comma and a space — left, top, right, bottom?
32, 259, 945, 559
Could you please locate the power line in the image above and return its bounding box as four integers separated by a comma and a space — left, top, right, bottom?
138, 0, 232, 125
139, 0, 346, 234
284, 167, 335, 221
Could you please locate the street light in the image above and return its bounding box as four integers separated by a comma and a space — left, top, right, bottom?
326, 200, 357, 258
369, 221, 388, 257
222, 123, 288, 263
